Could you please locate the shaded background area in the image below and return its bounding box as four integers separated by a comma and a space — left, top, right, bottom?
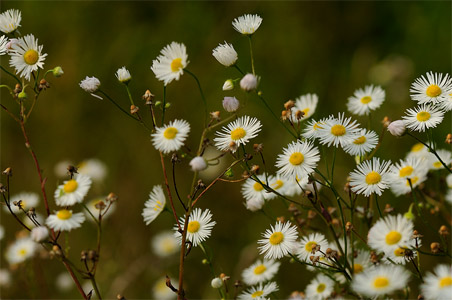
1, 1, 451, 299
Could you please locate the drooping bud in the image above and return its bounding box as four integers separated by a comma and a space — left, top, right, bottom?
387, 120, 406, 137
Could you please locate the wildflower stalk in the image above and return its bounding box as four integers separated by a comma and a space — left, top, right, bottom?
199, 243, 225, 299
407, 132, 452, 173
374, 194, 382, 217
161, 85, 167, 125
247, 36, 256, 75
0, 65, 21, 84
185, 69, 208, 123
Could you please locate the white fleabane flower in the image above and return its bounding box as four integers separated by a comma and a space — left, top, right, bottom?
305, 273, 335, 300
242, 259, 281, 285
440, 93, 452, 112
9, 34, 47, 81
402, 104, 444, 132
214, 116, 261, 153
406, 142, 430, 161
78, 158, 107, 182
151, 231, 179, 258
151, 119, 190, 154
276, 141, 320, 179
222, 96, 240, 112
0, 9, 21, 34
31, 226, 49, 243
421, 264, 452, 300
267, 174, 294, 197
151, 42, 188, 86
387, 120, 407, 137
349, 157, 392, 197
302, 118, 326, 140
211, 277, 223, 289
389, 157, 428, 196
4, 192, 39, 213
212, 42, 238, 67
351, 265, 410, 297
347, 85, 385, 116
351, 250, 372, 274
232, 14, 263, 35
238, 282, 278, 300
291, 93, 318, 122
80, 76, 101, 93
189, 156, 207, 172
240, 73, 258, 91
46, 209, 86, 231
0, 35, 8, 55
343, 129, 378, 156
54, 174, 92, 206
427, 149, 452, 171
174, 208, 216, 247
257, 221, 299, 259
241, 174, 275, 205
223, 79, 234, 91
368, 214, 414, 254
5, 237, 36, 264
142, 185, 166, 225
317, 113, 360, 148
115, 66, 131, 83
410, 71, 452, 104
297, 232, 329, 261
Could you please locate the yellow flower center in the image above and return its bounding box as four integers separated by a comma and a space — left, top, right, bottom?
373, 276, 390, 289
271, 180, 284, 190
153, 200, 163, 211
354, 264, 363, 274
331, 124, 346, 136
269, 232, 284, 245
163, 127, 178, 139
305, 241, 317, 252
313, 122, 323, 130
187, 221, 200, 233
394, 248, 405, 257
353, 136, 366, 145
433, 161, 442, 168
360, 96, 372, 104
411, 143, 424, 152
385, 231, 402, 245
416, 111, 431, 122
289, 152, 304, 165
170, 58, 183, 72
57, 209, 72, 220
253, 264, 267, 275
365, 171, 381, 185
439, 276, 452, 288
302, 108, 310, 116
316, 283, 326, 293
251, 291, 264, 298
18, 248, 27, 257
230, 127, 246, 140
63, 179, 78, 193
23, 49, 39, 65
426, 84, 442, 97
405, 176, 419, 187
399, 166, 413, 177
253, 182, 264, 191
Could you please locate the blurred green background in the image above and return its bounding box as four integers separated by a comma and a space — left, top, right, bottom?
1, 1, 451, 299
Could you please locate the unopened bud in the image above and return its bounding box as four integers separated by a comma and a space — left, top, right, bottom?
222, 96, 239, 112
240, 74, 258, 92
382, 116, 391, 128
18, 90, 27, 100
14, 84, 22, 94
439, 225, 449, 236
106, 192, 118, 202
130, 105, 139, 114
211, 277, 222, 289
430, 242, 441, 253
446, 134, 452, 144
142, 90, 155, 104
387, 120, 406, 137
281, 110, 288, 121
253, 143, 263, 153
345, 222, 353, 233
52, 66, 64, 77
222, 79, 234, 91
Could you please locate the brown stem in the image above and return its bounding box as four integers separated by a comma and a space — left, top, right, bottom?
62, 260, 88, 299
160, 152, 182, 231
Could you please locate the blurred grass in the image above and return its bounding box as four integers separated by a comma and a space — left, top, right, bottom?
0, 1, 451, 299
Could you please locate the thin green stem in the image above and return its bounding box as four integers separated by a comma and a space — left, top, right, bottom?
233, 64, 245, 75
375, 194, 382, 217
161, 85, 167, 126
0, 65, 21, 84
247, 36, 255, 75
98, 90, 137, 122
185, 69, 208, 123
407, 132, 452, 173
125, 85, 135, 106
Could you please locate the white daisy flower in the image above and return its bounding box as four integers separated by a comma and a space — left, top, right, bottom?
238, 281, 278, 300
214, 116, 261, 153
291, 93, 318, 122
302, 118, 326, 140
232, 14, 263, 35
267, 174, 294, 197
0, 9, 21, 34
153, 277, 177, 300
174, 208, 216, 247
421, 264, 452, 300
151, 42, 188, 86
84, 197, 115, 221
242, 259, 281, 286
388, 157, 428, 181
115, 66, 131, 83
77, 158, 107, 182
406, 142, 430, 161
257, 221, 299, 259
427, 149, 452, 171
317, 113, 360, 148
79, 76, 101, 93
54, 174, 92, 206
4, 191, 39, 213
0, 35, 8, 56
212, 42, 238, 67
352, 250, 372, 274
142, 185, 166, 225
410, 72, 452, 104
402, 104, 444, 132
46, 209, 86, 232
343, 129, 378, 156
297, 232, 329, 261
5, 237, 37, 264
151, 119, 190, 154
347, 85, 385, 116
285, 175, 309, 197
305, 273, 335, 300
351, 265, 410, 297
151, 231, 179, 258
275, 141, 320, 179
241, 174, 277, 203
349, 157, 392, 197
367, 214, 414, 254
390, 173, 427, 196
9, 34, 47, 81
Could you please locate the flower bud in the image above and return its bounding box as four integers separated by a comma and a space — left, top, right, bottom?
115, 67, 131, 83
211, 277, 223, 289
18, 90, 27, 100
387, 120, 406, 137
189, 156, 207, 172
222, 96, 239, 112
52, 66, 64, 77
222, 79, 234, 91
212, 42, 238, 67
31, 226, 49, 242
240, 74, 258, 92
79, 76, 101, 93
